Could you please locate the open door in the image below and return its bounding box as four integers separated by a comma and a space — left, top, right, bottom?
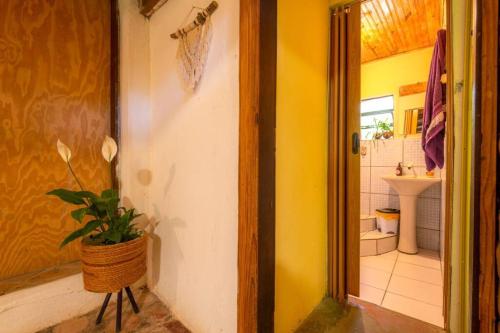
328, 3, 361, 299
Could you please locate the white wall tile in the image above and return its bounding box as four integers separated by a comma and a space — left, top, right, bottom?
416, 198, 441, 230
440, 171, 446, 269
440, 228, 445, 277
361, 166, 371, 193
360, 193, 370, 215
371, 139, 403, 167
360, 140, 371, 167
370, 194, 400, 214
416, 228, 440, 251
370, 167, 399, 195
419, 183, 441, 199
360, 137, 442, 250
378, 236, 398, 254
360, 217, 376, 233
361, 239, 377, 257
403, 138, 426, 167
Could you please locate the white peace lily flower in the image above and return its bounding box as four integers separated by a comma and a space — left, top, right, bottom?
101, 135, 118, 163
56, 139, 72, 163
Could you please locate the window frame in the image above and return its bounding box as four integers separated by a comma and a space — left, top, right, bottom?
360, 95, 395, 139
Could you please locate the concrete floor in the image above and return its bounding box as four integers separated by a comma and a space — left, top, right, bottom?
295, 297, 445, 333
37, 287, 444, 333
37, 287, 190, 333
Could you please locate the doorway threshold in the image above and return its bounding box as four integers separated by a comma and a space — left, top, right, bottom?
295, 297, 444, 333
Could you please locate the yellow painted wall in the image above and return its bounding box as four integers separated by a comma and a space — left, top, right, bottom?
275, 0, 330, 331
361, 47, 434, 137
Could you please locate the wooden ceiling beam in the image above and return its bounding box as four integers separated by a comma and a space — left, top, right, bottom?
361, 0, 441, 63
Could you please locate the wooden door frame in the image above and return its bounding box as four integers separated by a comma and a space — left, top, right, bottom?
471, 0, 498, 331
238, 0, 277, 332
237, 0, 498, 331
328, 0, 455, 327
442, 0, 453, 327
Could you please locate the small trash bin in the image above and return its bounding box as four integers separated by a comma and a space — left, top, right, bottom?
375, 208, 400, 234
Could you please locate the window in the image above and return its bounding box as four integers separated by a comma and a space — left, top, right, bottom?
360, 95, 394, 139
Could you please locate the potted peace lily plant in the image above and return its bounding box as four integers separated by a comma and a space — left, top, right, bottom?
47, 136, 147, 293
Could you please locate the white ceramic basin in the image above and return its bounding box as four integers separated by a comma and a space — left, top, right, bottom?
382, 175, 441, 254
382, 175, 441, 196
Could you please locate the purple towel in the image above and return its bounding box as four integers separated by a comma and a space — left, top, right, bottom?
422, 29, 447, 171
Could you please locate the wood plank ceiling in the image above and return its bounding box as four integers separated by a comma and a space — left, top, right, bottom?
361, 0, 443, 63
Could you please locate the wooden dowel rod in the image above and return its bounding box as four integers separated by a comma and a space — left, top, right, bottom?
170, 1, 218, 39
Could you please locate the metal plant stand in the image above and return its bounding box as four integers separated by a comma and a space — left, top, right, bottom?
96, 286, 140, 332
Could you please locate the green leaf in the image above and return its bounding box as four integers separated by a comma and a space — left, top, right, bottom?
88, 203, 106, 218
120, 209, 133, 225
95, 229, 122, 244
107, 230, 122, 243
92, 198, 108, 211
101, 189, 118, 199
70, 207, 88, 223
93, 194, 119, 213
75, 191, 99, 200
60, 220, 102, 248
47, 189, 85, 205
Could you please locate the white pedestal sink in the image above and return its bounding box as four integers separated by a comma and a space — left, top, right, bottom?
382, 175, 441, 254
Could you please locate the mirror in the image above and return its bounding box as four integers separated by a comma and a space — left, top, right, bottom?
403, 108, 424, 136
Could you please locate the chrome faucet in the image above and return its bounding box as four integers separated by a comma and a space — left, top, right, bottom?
404, 162, 417, 177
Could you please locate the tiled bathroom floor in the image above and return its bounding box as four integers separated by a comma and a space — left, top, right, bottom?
358, 248, 444, 327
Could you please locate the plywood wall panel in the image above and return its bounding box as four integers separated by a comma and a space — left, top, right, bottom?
0, 0, 111, 280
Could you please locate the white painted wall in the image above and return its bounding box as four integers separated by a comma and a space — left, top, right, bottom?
118, 0, 151, 218
119, 1, 239, 332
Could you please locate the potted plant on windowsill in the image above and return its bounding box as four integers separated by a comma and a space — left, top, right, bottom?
372, 119, 393, 140
379, 119, 394, 139
47, 136, 147, 293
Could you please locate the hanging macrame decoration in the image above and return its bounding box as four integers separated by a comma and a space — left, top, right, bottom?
171, 1, 218, 91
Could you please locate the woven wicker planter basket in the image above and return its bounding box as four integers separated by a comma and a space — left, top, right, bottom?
81, 235, 147, 293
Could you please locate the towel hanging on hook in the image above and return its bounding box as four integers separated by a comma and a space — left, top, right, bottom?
173, 1, 218, 91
